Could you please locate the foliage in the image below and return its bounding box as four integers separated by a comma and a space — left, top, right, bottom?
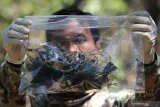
84, 0, 128, 15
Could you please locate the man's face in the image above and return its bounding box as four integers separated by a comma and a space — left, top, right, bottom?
51, 20, 101, 53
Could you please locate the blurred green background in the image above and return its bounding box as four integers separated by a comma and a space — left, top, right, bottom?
0, 0, 159, 61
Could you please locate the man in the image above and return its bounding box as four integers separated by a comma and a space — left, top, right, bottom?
0, 7, 159, 107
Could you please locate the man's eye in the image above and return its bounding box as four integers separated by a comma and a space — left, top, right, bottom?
71, 34, 86, 44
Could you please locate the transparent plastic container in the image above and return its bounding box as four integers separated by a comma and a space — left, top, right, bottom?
19, 14, 151, 96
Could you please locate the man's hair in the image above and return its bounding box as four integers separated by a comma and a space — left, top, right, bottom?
46, 7, 100, 43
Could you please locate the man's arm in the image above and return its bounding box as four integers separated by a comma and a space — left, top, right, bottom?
0, 17, 32, 98
0, 18, 32, 106
0, 59, 23, 103
0, 17, 32, 87
126, 11, 159, 101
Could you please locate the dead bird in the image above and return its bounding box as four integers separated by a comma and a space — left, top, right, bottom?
20, 43, 117, 95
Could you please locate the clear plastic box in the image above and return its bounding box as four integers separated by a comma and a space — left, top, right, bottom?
19, 15, 147, 96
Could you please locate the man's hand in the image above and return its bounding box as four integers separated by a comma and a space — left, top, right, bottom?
3, 18, 32, 64
128, 11, 157, 64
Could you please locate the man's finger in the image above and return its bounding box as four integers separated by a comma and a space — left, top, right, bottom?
9, 24, 30, 34
128, 24, 152, 32
127, 16, 150, 24
8, 30, 28, 40
129, 11, 150, 17
14, 18, 32, 26
131, 31, 156, 45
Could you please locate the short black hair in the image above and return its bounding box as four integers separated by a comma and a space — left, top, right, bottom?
54, 6, 92, 15
46, 7, 100, 43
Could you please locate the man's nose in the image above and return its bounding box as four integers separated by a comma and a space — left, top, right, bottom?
69, 44, 80, 52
